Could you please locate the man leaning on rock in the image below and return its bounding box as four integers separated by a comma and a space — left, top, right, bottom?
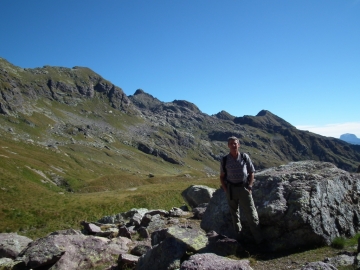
220, 136, 263, 245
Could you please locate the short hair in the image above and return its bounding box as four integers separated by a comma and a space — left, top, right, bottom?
227, 136, 239, 144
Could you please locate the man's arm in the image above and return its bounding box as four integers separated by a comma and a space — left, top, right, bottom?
247, 172, 255, 193
220, 172, 227, 192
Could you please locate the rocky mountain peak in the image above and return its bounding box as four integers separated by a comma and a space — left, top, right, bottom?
128, 89, 162, 110
234, 109, 294, 131
256, 109, 271, 116
172, 100, 200, 113
340, 133, 360, 145
213, 110, 235, 121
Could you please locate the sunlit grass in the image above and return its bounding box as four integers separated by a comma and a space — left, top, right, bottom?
0, 132, 219, 239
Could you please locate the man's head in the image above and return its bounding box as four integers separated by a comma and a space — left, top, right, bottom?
227, 136, 240, 151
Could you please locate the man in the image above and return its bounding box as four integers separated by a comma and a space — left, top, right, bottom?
220, 136, 263, 244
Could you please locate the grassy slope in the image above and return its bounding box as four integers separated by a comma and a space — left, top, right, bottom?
0, 119, 219, 239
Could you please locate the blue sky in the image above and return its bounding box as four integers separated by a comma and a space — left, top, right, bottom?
1, 0, 359, 138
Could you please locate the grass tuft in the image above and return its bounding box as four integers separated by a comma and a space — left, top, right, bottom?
331, 236, 346, 249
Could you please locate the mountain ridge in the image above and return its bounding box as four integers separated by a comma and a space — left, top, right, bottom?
1, 57, 360, 177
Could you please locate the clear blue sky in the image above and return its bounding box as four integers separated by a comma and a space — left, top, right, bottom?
1, 0, 359, 138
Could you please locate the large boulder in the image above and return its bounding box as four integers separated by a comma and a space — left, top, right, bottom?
200, 188, 235, 238
136, 237, 187, 270
17, 230, 131, 270
181, 185, 216, 208
0, 233, 32, 259
201, 161, 360, 251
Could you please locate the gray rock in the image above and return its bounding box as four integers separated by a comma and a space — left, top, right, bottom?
151, 228, 168, 246
301, 261, 337, 270
0, 233, 32, 259
137, 227, 150, 239
118, 253, 139, 270
96, 227, 119, 238
202, 231, 241, 256
140, 214, 152, 227
192, 203, 208, 219
136, 237, 187, 270
181, 185, 216, 208
80, 221, 102, 235
0, 257, 14, 267
18, 234, 131, 270
0, 257, 27, 269
146, 214, 167, 233
130, 213, 143, 227
323, 253, 354, 267
169, 207, 188, 217
200, 188, 235, 238
145, 209, 168, 217
355, 251, 360, 269
166, 225, 208, 252
130, 243, 152, 256
201, 161, 360, 251
180, 253, 253, 270
118, 225, 132, 239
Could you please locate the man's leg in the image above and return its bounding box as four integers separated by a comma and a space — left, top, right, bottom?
225, 186, 242, 234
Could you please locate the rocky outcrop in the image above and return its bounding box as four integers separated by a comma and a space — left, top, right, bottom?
2, 161, 360, 269
18, 230, 131, 270
201, 160, 360, 252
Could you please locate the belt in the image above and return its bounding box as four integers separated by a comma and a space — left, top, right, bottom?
226, 181, 244, 187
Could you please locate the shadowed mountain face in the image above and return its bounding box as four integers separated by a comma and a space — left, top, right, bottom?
1, 57, 360, 174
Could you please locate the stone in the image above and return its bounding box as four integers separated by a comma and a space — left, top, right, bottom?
166, 225, 208, 252
168, 207, 188, 217
118, 253, 139, 270
118, 225, 132, 239
0, 233, 32, 259
180, 253, 253, 270
80, 221, 102, 235
136, 237, 187, 270
192, 203, 208, 219
181, 185, 216, 208
18, 234, 131, 270
301, 261, 337, 270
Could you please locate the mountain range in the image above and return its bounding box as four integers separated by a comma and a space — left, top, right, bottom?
1, 56, 360, 184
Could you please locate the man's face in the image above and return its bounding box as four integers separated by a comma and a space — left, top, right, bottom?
228, 139, 239, 151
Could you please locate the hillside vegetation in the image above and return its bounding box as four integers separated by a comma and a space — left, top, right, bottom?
1, 57, 360, 238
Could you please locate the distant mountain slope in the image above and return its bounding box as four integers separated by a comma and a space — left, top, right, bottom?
1, 56, 360, 179
340, 133, 360, 145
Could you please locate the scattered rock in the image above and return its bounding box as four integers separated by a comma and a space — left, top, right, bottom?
0, 233, 32, 259
300, 261, 337, 270
180, 253, 253, 270
181, 185, 216, 208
